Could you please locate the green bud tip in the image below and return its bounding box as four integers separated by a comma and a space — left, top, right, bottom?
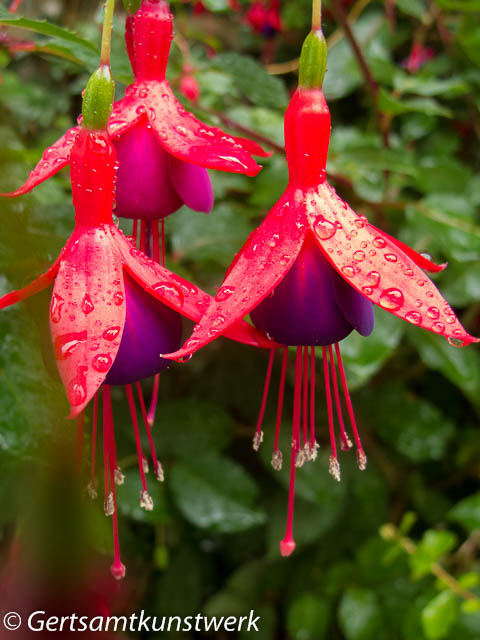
122, 0, 142, 13
82, 65, 115, 131
299, 29, 327, 89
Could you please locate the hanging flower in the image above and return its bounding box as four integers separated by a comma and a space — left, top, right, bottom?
246, 0, 282, 38
2, 0, 270, 225
166, 29, 478, 555
0, 81, 275, 577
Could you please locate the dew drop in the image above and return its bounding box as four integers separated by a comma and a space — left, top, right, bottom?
405, 311, 422, 325
81, 294, 94, 315
373, 237, 387, 249
384, 253, 398, 263
50, 293, 65, 323
362, 286, 373, 295
313, 215, 336, 240
432, 322, 445, 334
174, 125, 188, 137
379, 288, 404, 311
342, 266, 355, 278
54, 331, 88, 360
113, 292, 124, 306
215, 286, 235, 302
448, 336, 467, 347
92, 353, 113, 372
354, 215, 368, 229
404, 269, 414, 277
353, 250, 366, 262
366, 271, 381, 287
103, 326, 121, 341
427, 306, 440, 320
151, 281, 184, 306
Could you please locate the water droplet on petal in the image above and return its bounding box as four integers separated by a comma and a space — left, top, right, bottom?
174, 125, 188, 137
384, 253, 397, 263
151, 281, 184, 306
81, 294, 94, 315
354, 216, 368, 229
405, 311, 422, 325
379, 288, 404, 311
50, 293, 65, 323
215, 286, 235, 302
92, 353, 113, 372
362, 286, 373, 295
113, 292, 124, 306
353, 250, 366, 262
373, 237, 387, 249
427, 306, 440, 320
448, 336, 467, 347
432, 322, 445, 334
342, 266, 355, 278
313, 216, 336, 240
366, 271, 381, 287
103, 326, 121, 341
54, 331, 88, 360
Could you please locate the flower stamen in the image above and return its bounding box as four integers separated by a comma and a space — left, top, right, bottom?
328, 344, 352, 451
272, 347, 288, 469
253, 348, 275, 451
136, 381, 164, 481
125, 384, 153, 508
323, 347, 340, 481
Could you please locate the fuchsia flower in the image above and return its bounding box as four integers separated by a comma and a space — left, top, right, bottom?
168, 31, 478, 556
0, 122, 274, 578
405, 41, 436, 73
246, 0, 282, 38
2, 0, 269, 225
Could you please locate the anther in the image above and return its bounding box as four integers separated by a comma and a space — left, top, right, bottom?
357, 449, 367, 470
329, 455, 341, 482
155, 461, 165, 482
271, 449, 283, 470
295, 448, 306, 468
140, 490, 154, 511
87, 482, 98, 500
142, 456, 149, 474
104, 491, 115, 516
114, 467, 125, 485
253, 430, 264, 451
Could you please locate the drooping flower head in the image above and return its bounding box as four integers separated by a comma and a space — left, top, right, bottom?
246, 0, 282, 38
2, 0, 270, 240
0, 63, 275, 578
167, 28, 478, 555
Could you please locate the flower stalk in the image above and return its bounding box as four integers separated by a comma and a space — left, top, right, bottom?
100, 0, 117, 66
312, 0, 322, 30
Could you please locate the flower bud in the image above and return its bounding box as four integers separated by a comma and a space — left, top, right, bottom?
82, 65, 115, 131
299, 29, 327, 89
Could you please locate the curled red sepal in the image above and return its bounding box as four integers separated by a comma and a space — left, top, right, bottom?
167, 87, 478, 360
0, 128, 275, 417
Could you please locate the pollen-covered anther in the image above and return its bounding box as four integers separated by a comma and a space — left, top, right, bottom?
140, 489, 154, 511
104, 491, 115, 516
304, 440, 320, 461
271, 449, 283, 471
295, 448, 306, 468
142, 456, 149, 474
329, 455, 341, 481
87, 482, 98, 500
341, 436, 353, 451
155, 461, 165, 482
357, 449, 368, 471
114, 467, 125, 485
253, 430, 264, 451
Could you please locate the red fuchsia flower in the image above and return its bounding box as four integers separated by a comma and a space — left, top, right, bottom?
0, 68, 275, 578
167, 29, 478, 556
404, 41, 436, 73
180, 65, 200, 104
2, 0, 270, 246
246, 0, 282, 38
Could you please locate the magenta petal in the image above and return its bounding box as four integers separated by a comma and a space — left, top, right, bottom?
114, 121, 182, 220
333, 273, 375, 337
169, 156, 214, 213
105, 275, 183, 386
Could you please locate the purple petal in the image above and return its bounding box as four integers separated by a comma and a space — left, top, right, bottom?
105, 275, 183, 385
169, 156, 214, 213
333, 271, 375, 337
250, 236, 354, 346
114, 121, 182, 220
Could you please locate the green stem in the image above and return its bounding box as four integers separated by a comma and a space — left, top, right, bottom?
100, 0, 117, 66
312, 0, 322, 30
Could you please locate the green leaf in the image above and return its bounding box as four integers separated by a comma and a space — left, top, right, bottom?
338, 587, 382, 640
410, 530, 458, 579
449, 493, 480, 532
421, 591, 458, 640
170, 452, 266, 533
435, 0, 480, 10
214, 53, 288, 108
117, 468, 169, 524
287, 593, 330, 640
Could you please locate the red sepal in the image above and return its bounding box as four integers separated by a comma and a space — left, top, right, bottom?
0, 127, 78, 197
166, 191, 306, 359
0, 258, 62, 310
307, 183, 478, 346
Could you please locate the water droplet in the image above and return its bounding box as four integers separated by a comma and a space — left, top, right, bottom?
417, 279, 425, 287
379, 288, 404, 311
362, 286, 373, 295
405, 311, 422, 325
404, 269, 414, 277
54, 331, 87, 360
448, 336, 466, 347
427, 306, 440, 320
420, 251, 432, 261
81, 294, 94, 315
50, 293, 65, 323
313, 216, 336, 240
215, 286, 235, 302
103, 326, 120, 341
268, 233, 280, 248
432, 322, 445, 334
68, 373, 87, 406
373, 237, 387, 249
366, 271, 381, 287
92, 353, 113, 372
113, 292, 124, 306
342, 266, 355, 278
384, 253, 398, 263
151, 281, 184, 306
174, 125, 188, 137
138, 88, 149, 98
354, 215, 368, 229
353, 250, 366, 262
158, 129, 168, 141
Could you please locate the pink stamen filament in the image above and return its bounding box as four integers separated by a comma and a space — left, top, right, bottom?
104, 385, 119, 473
255, 349, 276, 444
139, 220, 147, 254
152, 220, 160, 263
132, 219, 138, 244
309, 346, 316, 446
334, 343, 363, 452
161, 219, 166, 267
75, 411, 85, 471
147, 374, 161, 428
125, 385, 149, 493
90, 394, 99, 490
136, 381, 160, 475
302, 347, 309, 447
102, 388, 110, 502
328, 344, 351, 450
323, 347, 337, 459
280, 347, 303, 556
273, 348, 289, 452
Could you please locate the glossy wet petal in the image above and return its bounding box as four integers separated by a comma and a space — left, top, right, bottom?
307, 183, 478, 346
169, 156, 214, 213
